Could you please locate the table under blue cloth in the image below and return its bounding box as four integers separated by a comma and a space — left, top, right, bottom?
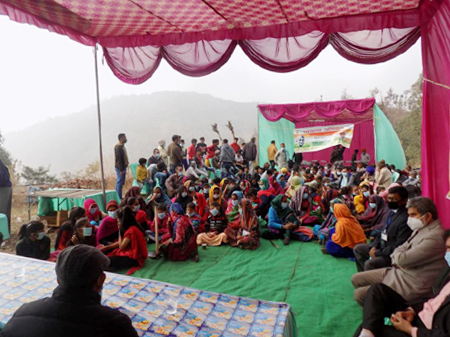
0, 253, 297, 336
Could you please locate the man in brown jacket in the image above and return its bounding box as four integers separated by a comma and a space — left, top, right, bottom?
167, 135, 183, 173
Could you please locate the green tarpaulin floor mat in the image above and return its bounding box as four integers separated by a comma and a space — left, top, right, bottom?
119, 240, 362, 336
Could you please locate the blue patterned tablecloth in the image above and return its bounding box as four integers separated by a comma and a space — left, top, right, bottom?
0, 253, 297, 337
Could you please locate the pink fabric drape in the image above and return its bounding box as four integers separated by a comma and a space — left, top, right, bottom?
421, 1, 450, 229
258, 98, 375, 123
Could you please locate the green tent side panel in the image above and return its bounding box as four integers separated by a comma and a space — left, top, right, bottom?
258, 110, 295, 166
374, 103, 406, 168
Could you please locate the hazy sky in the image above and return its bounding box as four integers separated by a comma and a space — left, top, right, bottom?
0, 15, 422, 134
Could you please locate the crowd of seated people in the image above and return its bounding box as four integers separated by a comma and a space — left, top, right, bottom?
16, 134, 443, 337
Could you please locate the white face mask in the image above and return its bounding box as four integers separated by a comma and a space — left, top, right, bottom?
213, 194, 220, 200
37, 232, 46, 240
108, 211, 117, 219
363, 191, 370, 197
281, 202, 289, 209
232, 199, 239, 207
157, 212, 166, 219
181, 192, 188, 198
407, 215, 426, 231
203, 188, 210, 194
89, 207, 98, 215
189, 187, 195, 192
83, 227, 93, 237
369, 203, 376, 209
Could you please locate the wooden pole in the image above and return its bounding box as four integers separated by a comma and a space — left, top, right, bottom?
94, 45, 107, 208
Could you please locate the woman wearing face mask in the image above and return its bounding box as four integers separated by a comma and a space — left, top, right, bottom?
263, 195, 313, 245
207, 185, 227, 212
174, 185, 193, 212
256, 177, 276, 218
290, 186, 319, 226
97, 200, 120, 246
197, 202, 228, 246
83, 199, 106, 225
106, 207, 148, 275
314, 198, 343, 245
161, 203, 199, 262
354, 181, 373, 214
69, 217, 97, 247
351, 197, 446, 307
224, 191, 244, 235
126, 197, 149, 230
322, 204, 366, 257
54, 206, 86, 251
146, 186, 172, 220
16, 220, 50, 260
226, 198, 260, 249
357, 195, 390, 237
148, 203, 171, 242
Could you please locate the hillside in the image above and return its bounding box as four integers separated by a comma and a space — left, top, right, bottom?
5, 92, 259, 174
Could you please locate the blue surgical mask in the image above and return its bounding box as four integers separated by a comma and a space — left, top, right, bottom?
83, 227, 93, 237
178, 171, 183, 176
238, 209, 243, 215
369, 203, 376, 209
108, 211, 117, 219
89, 207, 98, 215
155, 154, 160, 159
157, 212, 166, 220
211, 208, 219, 216
37, 232, 45, 240
302, 193, 309, 199
281, 202, 289, 209
445, 252, 450, 267
134, 205, 140, 212
363, 191, 370, 197
232, 200, 239, 207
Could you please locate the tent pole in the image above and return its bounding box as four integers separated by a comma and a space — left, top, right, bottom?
94, 45, 107, 208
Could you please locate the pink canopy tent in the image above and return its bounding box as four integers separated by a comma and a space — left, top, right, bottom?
1, 0, 449, 227
258, 98, 376, 164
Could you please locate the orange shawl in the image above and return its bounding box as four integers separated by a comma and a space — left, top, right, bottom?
331, 204, 366, 249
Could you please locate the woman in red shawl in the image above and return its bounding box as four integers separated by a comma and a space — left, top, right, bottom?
193, 192, 208, 231
161, 203, 199, 262
356, 195, 390, 234
106, 207, 147, 275
97, 200, 119, 246
256, 178, 275, 218
83, 198, 105, 224
227, 198, 260, 250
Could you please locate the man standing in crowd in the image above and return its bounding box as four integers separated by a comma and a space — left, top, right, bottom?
188, 138, 197, 161
0, 159, 12, 233
157, 140, 169, 167
196, 137, 207, 156
360, 148, 371, 166
206, 139, 220, 167
274, 143, 289, 170
244, 137, 257, 174
1, 245, 138, 337
114, 133, 128, 199
167, 135, 183, 173
354, 186, 410, 272
231, 137, 240, 153
220, 139, 235, 178
267, 140, 278, 168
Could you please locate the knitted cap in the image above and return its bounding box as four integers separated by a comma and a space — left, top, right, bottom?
55, 245, 110, 288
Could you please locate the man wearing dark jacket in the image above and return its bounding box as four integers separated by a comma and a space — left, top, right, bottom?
353, 230, 450, 337
114, 133, 129, 199
354, 186, 411, 272
1, 245, 137, 337
243, 137, 257, 174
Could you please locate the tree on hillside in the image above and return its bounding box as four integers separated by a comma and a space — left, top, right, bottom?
21, 165, 57, 185
0, 131, 12, 167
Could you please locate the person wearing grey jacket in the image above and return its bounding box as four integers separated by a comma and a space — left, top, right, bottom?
243, 137, 257, 174
351, 197, 446, 307
220, 139, 235, 178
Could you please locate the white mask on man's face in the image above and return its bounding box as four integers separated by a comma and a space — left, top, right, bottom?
407, 214, 426, 231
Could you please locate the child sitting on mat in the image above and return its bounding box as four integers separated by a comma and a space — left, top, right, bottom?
196, 202, 228, 246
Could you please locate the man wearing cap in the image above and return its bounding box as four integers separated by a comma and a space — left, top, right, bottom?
1, 245, 138, 337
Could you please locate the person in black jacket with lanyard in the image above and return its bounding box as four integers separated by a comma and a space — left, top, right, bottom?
354, 186, 411, 272
354, 230, 450, 337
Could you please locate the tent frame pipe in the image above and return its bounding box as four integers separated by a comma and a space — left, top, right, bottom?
94, 45, 107, 208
